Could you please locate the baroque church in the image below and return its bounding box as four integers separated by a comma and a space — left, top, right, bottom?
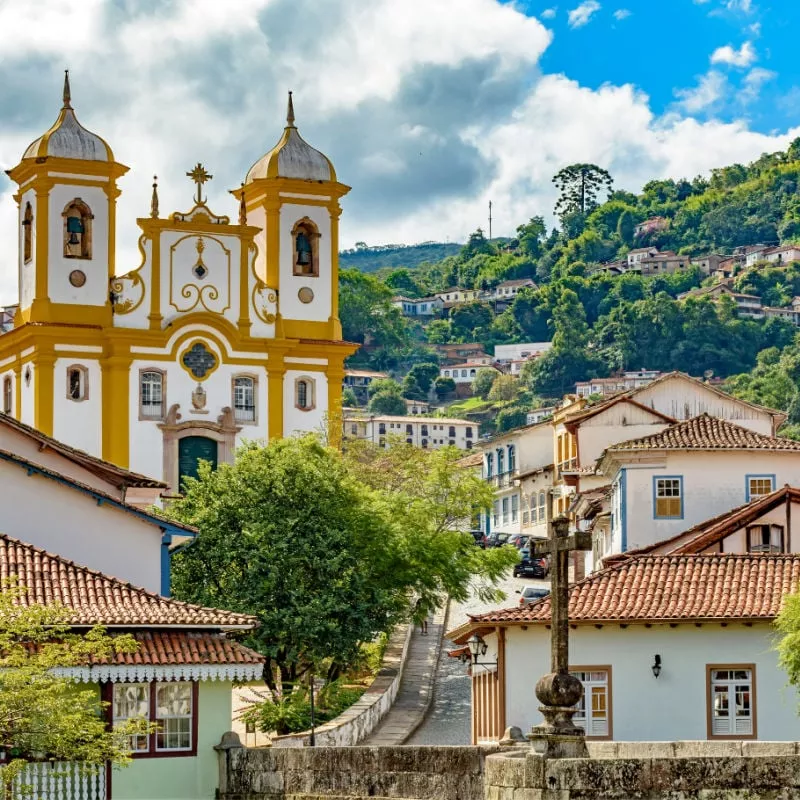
1, 73, 357, 492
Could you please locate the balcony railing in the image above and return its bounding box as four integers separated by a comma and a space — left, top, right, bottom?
12, 762, 106, 799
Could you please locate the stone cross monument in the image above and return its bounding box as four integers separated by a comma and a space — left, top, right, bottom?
528, 516, 592, 757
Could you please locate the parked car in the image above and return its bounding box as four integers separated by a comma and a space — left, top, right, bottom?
517, 585, 550, 606
513, 556, 549, 579
486, 532, 513, 548
470, 530, 486, 548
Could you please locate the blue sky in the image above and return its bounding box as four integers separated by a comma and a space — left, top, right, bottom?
0, 0, 798, 303
512, 0, 798, 132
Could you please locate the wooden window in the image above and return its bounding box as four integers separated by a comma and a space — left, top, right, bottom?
449, 426, 456, 437
654, 476, 682, 519
291, 218, 320, 277
111, 681, 198, 756
233, 376, 257, 423
2, 376, 11, 414
707, 665, 756, 739
139, 369, 164, 419
508, 444, 516, 472
294, 377, 315, 411
497, 448, 505, 475
746, 524, 784, 553
66, 365, 88, 402
747, 475, 775, 501
511, 494, 519, 523
486, 454, 493, 479
571, 667, 612, 739
493, 500, 500, 527
502, 497, 509, 524
22, 202, 33, 264
378, 423, 386, 435
466, 426, 473, 438
62, 199, 93, 259
538, 491, 546, 522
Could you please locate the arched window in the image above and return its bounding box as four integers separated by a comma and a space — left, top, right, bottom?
508, 444, 516, 472
62, 199, 93, 260
497, 448, 505, 475
22, 202, 33, 264
486, 453, 493, 478
538, 491, 546, 522
66, 365, 88, 402
2, 376, 11, 414
139, 369, 164, 419
295, 377, 315, 411
291, 218, 320, 277
233, 376, 256, 423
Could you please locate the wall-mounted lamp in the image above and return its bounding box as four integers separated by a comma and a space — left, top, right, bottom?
459, 633, 497, 669
651, 654, 662, 679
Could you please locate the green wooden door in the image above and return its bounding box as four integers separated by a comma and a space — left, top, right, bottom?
178, 436, 218, 488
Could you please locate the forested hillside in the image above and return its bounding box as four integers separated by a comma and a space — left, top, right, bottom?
339, 139, 800, 432
340, 241, 462, 272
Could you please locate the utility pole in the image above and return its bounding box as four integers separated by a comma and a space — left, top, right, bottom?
488, 201, 493, 241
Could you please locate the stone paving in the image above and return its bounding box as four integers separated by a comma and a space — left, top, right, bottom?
407, 569, 550, 746
363, 604, 448, 745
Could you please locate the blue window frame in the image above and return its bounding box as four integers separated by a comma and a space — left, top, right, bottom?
745, 474, 776, 502
486, 454, 493, 479
652, 475, 684, 520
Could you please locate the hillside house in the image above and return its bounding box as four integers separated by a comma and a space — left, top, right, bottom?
391, 295, 444, 317
526, 407, 556, 425
627, 247, 659, 268
488, 279, 537, 303
435, 343, 491, 366
342, 412, 476, 450
449, 552, 800, 744
494, 342, 552, 364
634, 216, 669, 237
404, 399, 430, 415
434, 288, 481, 307
746, 244, 800, 268
678, 283, 764, 318
575, 370, 662, 398
636, 251, 688, 276
690, 253, 727, 275
343, 369, 390, 403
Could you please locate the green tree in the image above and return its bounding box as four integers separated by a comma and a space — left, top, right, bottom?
342, 387, 358, 408
424, 319, 453, 344
516, 217, 547, 259
434, 376, 456, 398
407, 362, 440, 394
367, 378, 402, 397
170, 438, 516, 696
0, 584, 147, 791
495, 407, 529, 433
553, 163, 614, 219
617, 209, 636, 245
472, 368, 498, 399
461, 228, 493, 257
383, 269, 421, 297
401, 374, 426, 401
369, 389, 407, 415
488, 374, 519, 402
450, 301, 493, 339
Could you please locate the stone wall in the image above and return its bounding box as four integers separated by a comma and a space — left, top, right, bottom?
272, 624, 414, 748
486, 742, 800, 800
218, 739, 800, 800
217, 744, 495, 800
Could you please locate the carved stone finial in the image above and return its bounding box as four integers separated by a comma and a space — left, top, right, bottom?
151, 175, 159, 218
63, 69, 72, 109
287, 90, 296, 128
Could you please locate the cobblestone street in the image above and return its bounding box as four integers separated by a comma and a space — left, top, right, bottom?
406, 569, 549, 745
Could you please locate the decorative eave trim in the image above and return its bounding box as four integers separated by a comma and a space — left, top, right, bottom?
55, 663, 263, 683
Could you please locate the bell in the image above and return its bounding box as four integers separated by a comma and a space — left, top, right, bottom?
297, 250, 311, 266
68, 232, 80, 245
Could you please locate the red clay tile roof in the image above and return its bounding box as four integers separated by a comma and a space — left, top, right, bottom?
464, 554, 800, 627
0, 534, 256, 628
108, 631, 263, 666
607, 414, 800, 453
0, 412, 165, 489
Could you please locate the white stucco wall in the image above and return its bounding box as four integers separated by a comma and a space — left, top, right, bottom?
0, 459, 163, 591
612, 451, 800, 553
279, 202, 332, 323
47, 184, 109, 307
495, 624, 800, 741
52, 357, 102, 456
283, 369, 327, 436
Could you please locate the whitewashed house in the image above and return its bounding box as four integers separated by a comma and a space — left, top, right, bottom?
589, 414, 800, 570
494, 342, 552, 364
342, 412, 476, 450
441, 363, 499, 385
449, 552, 800, 744
391, 295, 444, 317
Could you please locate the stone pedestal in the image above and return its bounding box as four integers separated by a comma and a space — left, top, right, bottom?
527, 671, 588, 759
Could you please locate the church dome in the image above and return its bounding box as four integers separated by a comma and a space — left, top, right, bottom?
22, 72, 113, 162
245, 93, 336, 184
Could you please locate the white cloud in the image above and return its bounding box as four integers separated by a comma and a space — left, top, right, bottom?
541, 7, 557, 19
568, 1, 600, 28
710, 41, 757, 68
0, 0, 797, 306
727, 0, 753, 12
738, 66, 777, 104
613, 9, 631, 20
674, 71, 728, 113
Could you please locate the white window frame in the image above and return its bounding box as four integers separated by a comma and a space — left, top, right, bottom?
155, 682, 193, 752
232, 375, 257, 424
139, 369, 165, 420
537, 491, 546, 523
654, 476, 683, 519
571, 667, 611, 739
511, 494, 519, 523
708, 665, 755, 739
113, 682, 151, 752
502, 496, 509, 524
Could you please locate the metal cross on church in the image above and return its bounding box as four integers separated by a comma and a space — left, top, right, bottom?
528, 516, 592, 757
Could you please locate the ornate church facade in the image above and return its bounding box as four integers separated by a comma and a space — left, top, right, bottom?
2, 74, 357, 492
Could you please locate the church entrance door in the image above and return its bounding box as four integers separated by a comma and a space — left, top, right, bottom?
178, 435, 219, 488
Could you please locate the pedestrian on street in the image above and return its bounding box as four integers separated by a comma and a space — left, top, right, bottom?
414, 598, 429, 635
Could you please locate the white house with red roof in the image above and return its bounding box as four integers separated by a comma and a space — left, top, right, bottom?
0, 533, 263, 799
589, 415, 800, 570
449, 553, 800, 744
